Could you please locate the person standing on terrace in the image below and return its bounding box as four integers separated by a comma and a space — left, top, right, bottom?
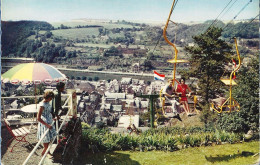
52, 82, 65, 120
37, 91, 56, 156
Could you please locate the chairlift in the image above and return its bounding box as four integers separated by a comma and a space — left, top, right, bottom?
159, 0, 200, 118
211, 38, 241, 113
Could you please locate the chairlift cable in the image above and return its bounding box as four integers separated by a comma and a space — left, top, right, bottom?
193, 0, 253, 48
222, 0, 253, 30
152, 0, 179, 54
226, 13, 259, 42
194, 0, 236, 46
152, 35, 162, 54
203, 0, 233, 33
214, 0, 239, 26
171, 0, 179, 15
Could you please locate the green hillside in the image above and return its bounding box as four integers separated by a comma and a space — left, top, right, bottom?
1, 21, 53, 56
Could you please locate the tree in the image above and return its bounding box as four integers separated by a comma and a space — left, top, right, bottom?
98, 28, 104, 35
60, 24, 67, 29
94, 77, 99, 81
185, 27, 232, 103
143, 59, 153, 71
104, 46, 119, 57
72, 50, 77, 57
45, 31, 52, 38
147, 52, 155, 60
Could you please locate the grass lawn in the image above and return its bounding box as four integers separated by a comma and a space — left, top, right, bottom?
75, 141, 259, 165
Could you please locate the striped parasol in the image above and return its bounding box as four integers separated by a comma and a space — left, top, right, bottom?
1, 63, 67, 85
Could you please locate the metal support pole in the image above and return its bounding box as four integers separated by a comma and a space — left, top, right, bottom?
56, 119, 59, 142
150, 97, 155, 128
136, 94, 159, 128
2, 98, 6, 118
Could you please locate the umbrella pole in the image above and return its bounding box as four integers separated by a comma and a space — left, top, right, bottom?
31, 84, 37, 129
35, 84, 37, 106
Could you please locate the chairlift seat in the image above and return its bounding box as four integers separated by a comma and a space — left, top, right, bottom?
167, 59, 189, 64
164, 103, 172, 106
220, 79, 237, 86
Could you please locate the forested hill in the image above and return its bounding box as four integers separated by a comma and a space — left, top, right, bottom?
1, 20, 258, 63
2, 21, 54, 56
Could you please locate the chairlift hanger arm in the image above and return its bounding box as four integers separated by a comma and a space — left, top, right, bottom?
231, 38, 241, 75
163, 0, 178, 58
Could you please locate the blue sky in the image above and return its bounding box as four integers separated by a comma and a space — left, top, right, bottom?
1, 0, 258, 23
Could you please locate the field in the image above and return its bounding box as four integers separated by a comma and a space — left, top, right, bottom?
74, 43, 116, 49
50, 20, 135, 29
108, 31, 125, 38
51, 28, 100, 39
51, 27, 129, 40
75, 141, 259, 165
50, 20, 141, 40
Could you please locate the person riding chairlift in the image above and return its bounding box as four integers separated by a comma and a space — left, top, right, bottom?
176, 77, 196, 117
162, 79, 182, 121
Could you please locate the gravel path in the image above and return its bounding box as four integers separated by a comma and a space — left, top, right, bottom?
1, 125, 47, 165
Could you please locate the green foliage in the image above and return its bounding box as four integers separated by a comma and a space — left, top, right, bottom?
166, 21, 257, 46
115, 134, 138, 150
178, 134, 202, 147
81, 126, 248, 152
35, 44, 68, 63
60, 24, 71, 29
94, 77, 99, 81
2, 21, 53, 56
200, 104, 218, 125
142, 59, 153, 71
139, 112, 149, 126
81, 122, 91, 129
222, 22, 258, 39
96, 121, 105, 129
104, 46, 121, 57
